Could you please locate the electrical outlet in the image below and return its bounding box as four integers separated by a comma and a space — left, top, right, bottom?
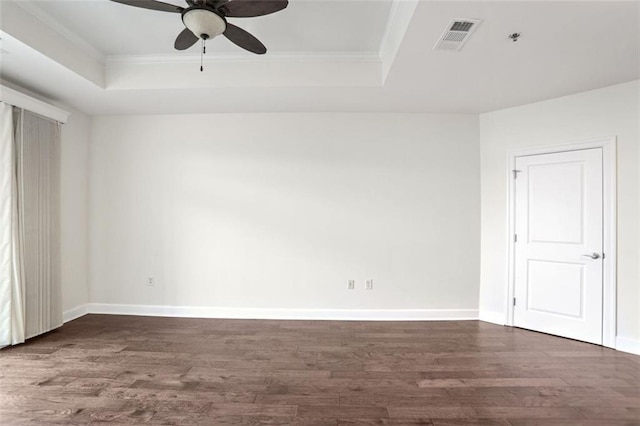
365, 279, 373, 290
147, 277, 154, 287
347, 280, 355, 290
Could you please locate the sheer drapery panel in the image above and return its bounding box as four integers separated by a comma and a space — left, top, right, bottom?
1, 104, 62, 347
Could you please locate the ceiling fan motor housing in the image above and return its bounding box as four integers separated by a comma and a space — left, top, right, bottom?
182, 7, 227, 40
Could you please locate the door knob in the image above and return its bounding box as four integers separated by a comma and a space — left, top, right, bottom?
582, 253, 601, 260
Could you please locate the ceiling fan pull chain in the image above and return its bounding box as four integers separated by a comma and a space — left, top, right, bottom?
200, 38, 206, 72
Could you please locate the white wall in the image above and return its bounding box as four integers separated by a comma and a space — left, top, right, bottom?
479, 80, 640, 343
89, 113, 480, 315
60, 108, 91, 313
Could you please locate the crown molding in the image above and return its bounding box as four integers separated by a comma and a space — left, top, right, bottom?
6, 0, 400, 91
11, 0, 391, 71
13, 1, 105, 62
379, 0, 418, 83
1, 3, 105, 87
106, 51, 381, 66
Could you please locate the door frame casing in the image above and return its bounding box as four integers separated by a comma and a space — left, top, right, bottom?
506, 137, 617, 348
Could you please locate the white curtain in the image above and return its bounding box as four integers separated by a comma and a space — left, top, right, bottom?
0, 103, 62, 347
1, 102, 21, 347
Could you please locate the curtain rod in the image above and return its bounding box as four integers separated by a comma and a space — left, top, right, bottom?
0, 84, 70, 124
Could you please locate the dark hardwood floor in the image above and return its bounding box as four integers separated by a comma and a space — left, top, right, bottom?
1, 315, 639, 425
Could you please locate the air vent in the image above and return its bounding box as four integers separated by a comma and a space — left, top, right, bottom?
434, 19, 482, 51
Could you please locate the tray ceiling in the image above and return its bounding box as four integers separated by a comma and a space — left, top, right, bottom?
28, 0, 393, 56
1, 1, 639, 115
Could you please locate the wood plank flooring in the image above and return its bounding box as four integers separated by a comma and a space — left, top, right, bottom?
1, 315, 639, 425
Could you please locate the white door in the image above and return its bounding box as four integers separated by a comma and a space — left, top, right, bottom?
514, 148, 603, 344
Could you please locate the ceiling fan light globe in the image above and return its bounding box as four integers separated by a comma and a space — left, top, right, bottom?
182, 8, 226, 40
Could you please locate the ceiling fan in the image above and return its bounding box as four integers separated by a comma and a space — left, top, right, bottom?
110, 0, 288, 57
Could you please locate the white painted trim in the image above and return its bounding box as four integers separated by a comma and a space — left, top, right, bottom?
61, 303, 637, 355
479, 310, 506, 326
13, 2, 105, 61
506, 148, 517, 329
601, 140, 617, 348
0, 85, 70, 123
81, 303, 478, 321
106, 51, 381, 66
378, 0, 418, 83
63, 304, 88, 323
615, 336, 640, 356
506, 136, 617, 348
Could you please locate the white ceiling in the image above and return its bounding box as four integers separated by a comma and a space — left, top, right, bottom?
29, 0, 393, 55
1, 0, 639, 115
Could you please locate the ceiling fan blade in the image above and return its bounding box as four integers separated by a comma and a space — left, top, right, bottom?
174, 28, 199, 50
109, 0, 183, 13
219, 0, 288, 18
223, 23, 266, 54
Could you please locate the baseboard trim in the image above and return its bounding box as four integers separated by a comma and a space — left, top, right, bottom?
478, 310, 506, 326
80, 303, 479, 321
60, 304, 640, 354
63, 304, 89, 323
616, 336, 640, 356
